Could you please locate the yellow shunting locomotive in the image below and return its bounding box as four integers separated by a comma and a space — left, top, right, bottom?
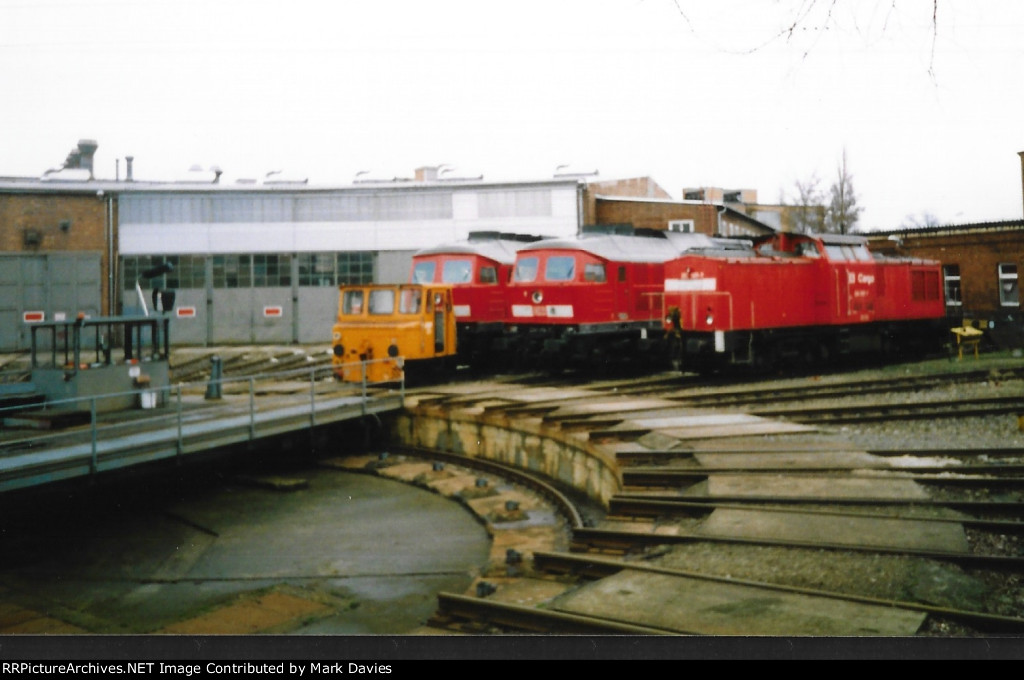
331, 283, 458, 383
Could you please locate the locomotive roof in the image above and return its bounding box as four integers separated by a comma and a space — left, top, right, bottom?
517, 232, 720, 263
755, 231, 868, 246
814, 232, 869, 245
413, 233, 546, 264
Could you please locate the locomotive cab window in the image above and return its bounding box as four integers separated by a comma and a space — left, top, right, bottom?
342, 290, 364, 315
399, 289, 422, 314
851, 245, 873, 262
369, 289, 395, 315
545, 256, 576, 282
796, 242, 820, 258
584, 263, 606, 282
824, 245, 847, 261
412, 261, 436, 283
479, 266, 498, 284
514, 257, 539, 283
442, 260, 472, 284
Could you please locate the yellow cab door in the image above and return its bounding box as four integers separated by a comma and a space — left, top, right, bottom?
426, 286, 457, 358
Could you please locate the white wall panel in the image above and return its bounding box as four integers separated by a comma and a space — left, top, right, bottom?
120, 224, 210, 254
121, 214, 579, 256
452, 192, 478, 220
552, 186, 581, 219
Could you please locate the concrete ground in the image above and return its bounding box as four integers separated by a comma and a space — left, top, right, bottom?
0, 463, 491, 635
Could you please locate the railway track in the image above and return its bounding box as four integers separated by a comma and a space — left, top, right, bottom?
394, 357, 1024, 636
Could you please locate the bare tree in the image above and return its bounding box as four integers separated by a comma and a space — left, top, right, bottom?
671, 1, 941, 76
825, 149, 862, 234
781, 174, 826, 233
900, 211, 942, 229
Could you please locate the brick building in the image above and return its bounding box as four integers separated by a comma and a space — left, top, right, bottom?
868, 220, 1024, 348
591, 195, 774, 238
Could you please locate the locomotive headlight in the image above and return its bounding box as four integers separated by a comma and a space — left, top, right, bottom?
705, 313, 714, 326
531, 290, 543, 304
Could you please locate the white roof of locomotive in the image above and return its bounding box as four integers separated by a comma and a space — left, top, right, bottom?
516, 231, 721, 263
413, 234, 545, 264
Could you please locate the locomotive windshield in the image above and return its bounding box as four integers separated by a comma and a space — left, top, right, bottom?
851, 245, 873, 262
442, 260, 473, 283
412, 261, 436, 283
368, 289, 395, 315
514, 257, 539, 282
545, 256, 575, 281
342, 290, 364, 315
824, 244, 874, 262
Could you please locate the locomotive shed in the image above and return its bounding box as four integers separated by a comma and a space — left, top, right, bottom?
1, 348, 1023, 639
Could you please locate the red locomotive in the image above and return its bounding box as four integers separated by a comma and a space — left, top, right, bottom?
663, 231, 948, 372
342, 227, 951, 379
411, 231, 544, 367
505, 226, 739, 368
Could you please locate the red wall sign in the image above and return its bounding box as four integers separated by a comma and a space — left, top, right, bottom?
176, 306, 197, 318
263, 306, 284, 318
23, 311, 45, 323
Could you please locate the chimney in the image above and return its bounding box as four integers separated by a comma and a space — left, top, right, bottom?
415, 166, 439, 182
125, 155, 134, 182
76, 139, 98, 178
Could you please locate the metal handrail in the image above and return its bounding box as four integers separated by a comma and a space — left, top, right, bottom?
0, 358, 406, 481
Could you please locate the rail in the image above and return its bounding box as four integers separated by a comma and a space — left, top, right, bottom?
0, 358, 405, 492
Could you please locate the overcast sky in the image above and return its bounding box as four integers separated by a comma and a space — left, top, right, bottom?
2, 0, 1022, 230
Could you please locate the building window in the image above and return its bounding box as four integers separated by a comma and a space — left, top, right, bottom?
999, 263, 1019, 307
943, 265, 962, 307
668, 220, 695, 233
165, 256, 206, 289
122, 256, 153, 289
253, 254, 291, 287
298, 253, 336, 287
213, 255, 252, 288
336, 252, 375, 285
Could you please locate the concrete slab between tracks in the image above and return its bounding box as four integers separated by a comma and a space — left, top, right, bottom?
695, 473, 930, 500
682, 436, 866, 452
414, 384, 597, 405
697, 508, 970, 553
631, 413, 765, 429
692, 451, 886, 469
545, 399, 682, 418
658, 420, 817, 440
550, 569, 927, 635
